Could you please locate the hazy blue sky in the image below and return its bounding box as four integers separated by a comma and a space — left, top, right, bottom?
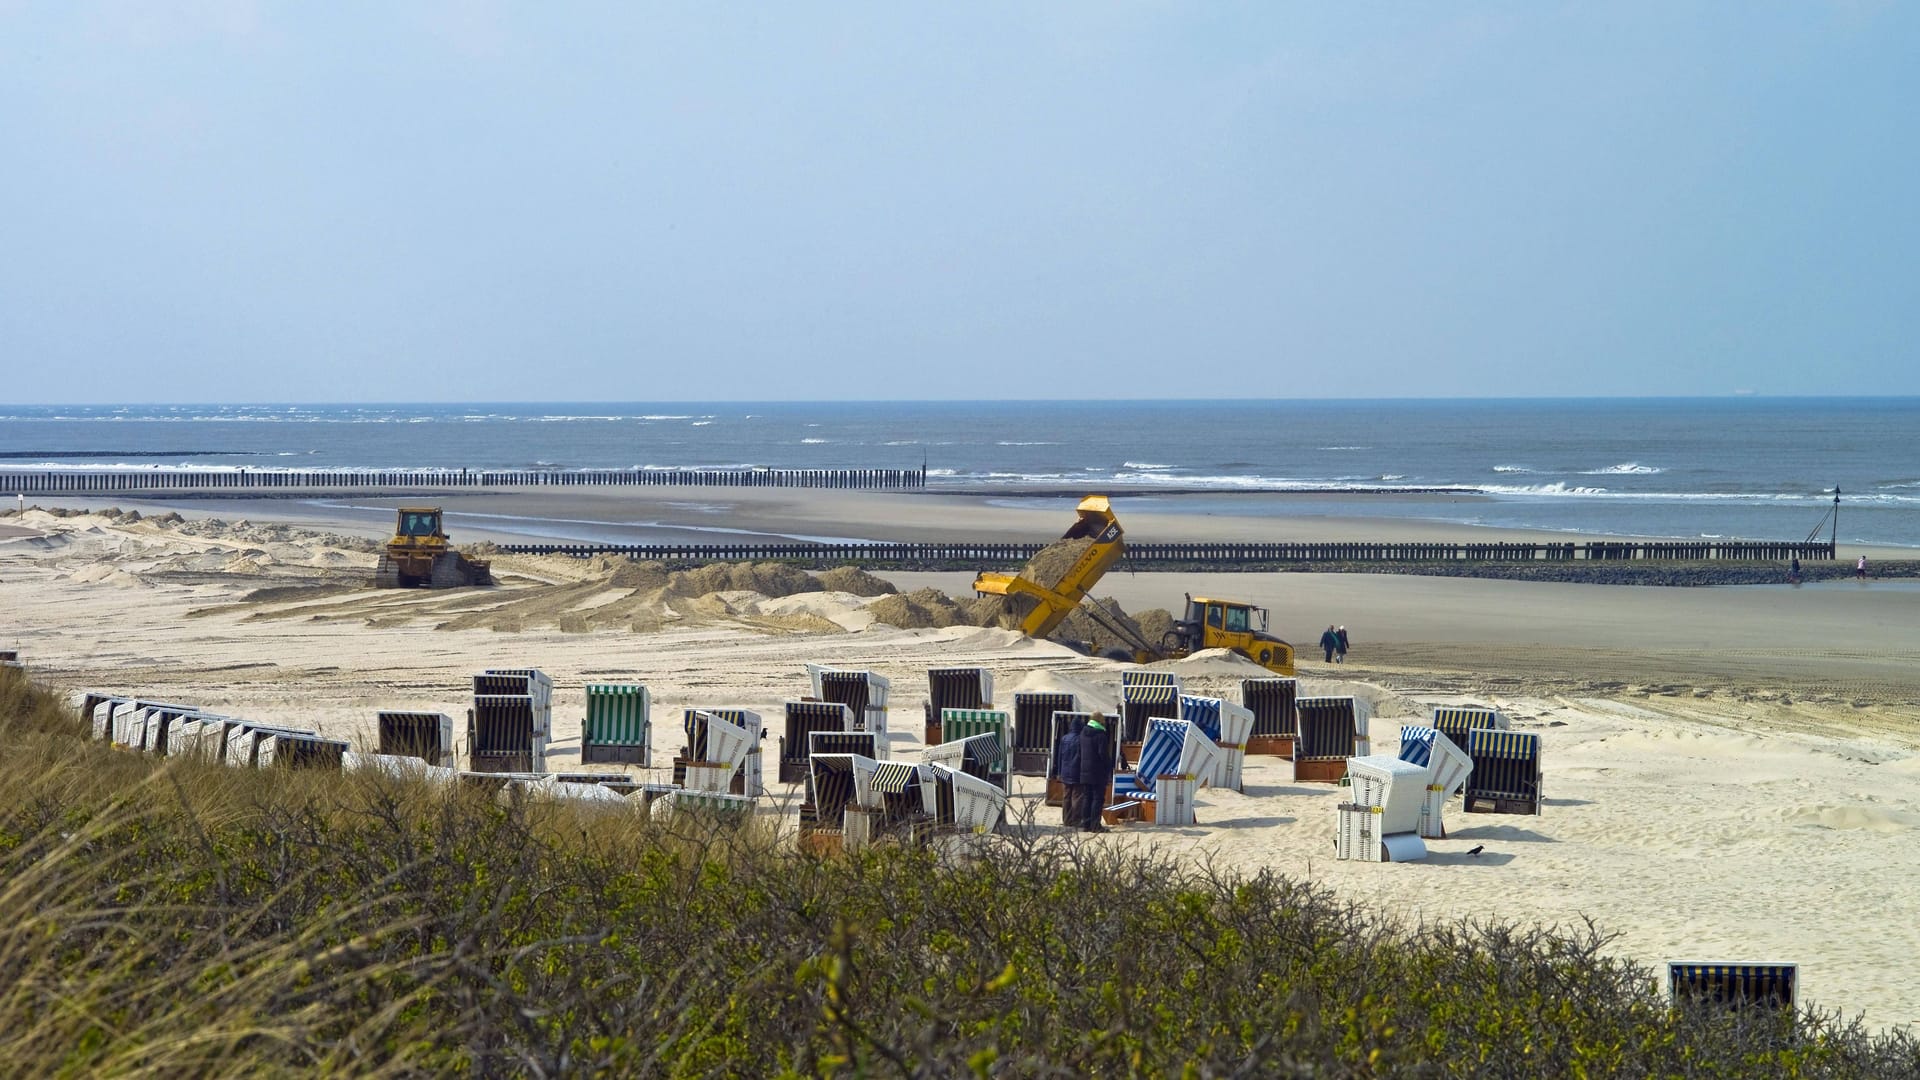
2, 3, 1914, 402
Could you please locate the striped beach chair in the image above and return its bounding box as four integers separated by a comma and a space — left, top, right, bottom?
1462, 729, 1542, 815
867, 760, 934, 827
377, 710, 456, 768
939, 708, 1011, 791
252, 729, 350, 769
1291, 696, 1372, 783
582, 683, 650, 766
1341, 755, 1429, 862
923, 731, 1007, 792
476, 669, 553, 738
468, 694, 547, 774
1010, 691, 1075, 777
1119, 672, 1181, 766
1396, 725, 1473, 838
778, 701, 852, 784
1240, 677, 1298, 756
1431, 705, 1510, 748
800, 753, 868, 853
925, 761, 1008, 833
654, 789, 756, 826
81, 693, 128, 741
1179, 694, 1254, 791
1107, 718, 1217, 826
679, 709, 764, 794
807, 664, 891, 746
1667, 962, 1797, 1015
924, 667, 992, 744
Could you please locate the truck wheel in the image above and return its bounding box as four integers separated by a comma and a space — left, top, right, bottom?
1160, 630, 1185, 653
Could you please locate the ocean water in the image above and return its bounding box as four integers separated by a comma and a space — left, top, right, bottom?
2, 399, 1915, 547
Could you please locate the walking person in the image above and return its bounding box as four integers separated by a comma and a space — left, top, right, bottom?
1320, 624, 1339, 663
1789, 556, 1801, 584
1857, 555, 1869, 579
1077, 714, 1114, 832
1055, 719, 1083, 829
1335, 625, 1349, 664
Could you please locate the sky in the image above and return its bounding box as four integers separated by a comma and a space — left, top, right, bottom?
1, 2, 1915, 403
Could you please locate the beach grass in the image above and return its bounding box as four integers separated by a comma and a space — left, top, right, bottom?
2, 666, 1915, 1076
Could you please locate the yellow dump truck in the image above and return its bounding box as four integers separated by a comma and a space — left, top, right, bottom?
973, 495, 1294, 674
373, 507, 493, 588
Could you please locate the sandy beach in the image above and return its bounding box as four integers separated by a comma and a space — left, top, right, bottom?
4, 494, 1918, 1031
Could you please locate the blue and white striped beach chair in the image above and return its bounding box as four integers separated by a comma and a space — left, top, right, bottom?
1462, 729, 1542, 815
1108, 718, 1216, 826
1179, 694, 1254, 790
1397, 724, 1473, 838
1119, 672, 1181, 766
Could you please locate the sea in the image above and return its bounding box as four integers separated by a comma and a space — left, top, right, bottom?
2, 398, 1916, 548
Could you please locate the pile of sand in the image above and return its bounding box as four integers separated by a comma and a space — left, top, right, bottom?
1020, 536, 1095, 590
867, 584, 1174, 657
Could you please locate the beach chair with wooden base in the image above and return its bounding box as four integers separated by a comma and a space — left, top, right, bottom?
800, 753, 870, 854
654, 789, 756, 826
1119, 672, 1181, 767
1431, 705, 1510, 749
1240, 677, 1298, 757
377, 710, 456, 768
1010, 691, 1074, 777
778, 701, 852, 784
82, 693, 128, 741
1179, 694, 1254, 791
1291, 696, 1372, 783
938, 708, 1012, 791
923, 667, 992, 745
246, 728, 350, 769
806, 664, 891, 747
922, 731, 1007, 793
1396, 725, 1473, 838
1104, 718, 1219, 827
468, 694, 547, 774
1463, 729, 1542, 815
1340, 755, 1429, 861
835, 756, 933, 850
475, 669, 553, 739
1667, 962, 1797, 1020
581, 683, 650, 766
924, 762, 1008, 834
676, 709, 759, 793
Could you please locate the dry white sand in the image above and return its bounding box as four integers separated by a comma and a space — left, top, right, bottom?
4, 503, 1919, 1032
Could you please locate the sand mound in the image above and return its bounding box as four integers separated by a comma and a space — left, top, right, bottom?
815, 566, 897, 597
868, 588, 971, 629
1021, 537, 1095, 590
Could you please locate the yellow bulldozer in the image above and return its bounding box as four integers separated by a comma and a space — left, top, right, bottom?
373, 507, 493, 588
973, 495, 1295, 674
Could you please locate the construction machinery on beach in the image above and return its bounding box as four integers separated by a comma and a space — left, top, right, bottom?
373, 507, 493, 588
973, 495, 1295, 674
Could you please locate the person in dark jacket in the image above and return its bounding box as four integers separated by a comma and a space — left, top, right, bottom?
1319, 625, 1339, 663
1055, 722, 1083, 828
1335, 625, 1349, 664
1077, 715, 1114, 832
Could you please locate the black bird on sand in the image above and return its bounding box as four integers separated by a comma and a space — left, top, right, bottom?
1467, 845, 1485, 856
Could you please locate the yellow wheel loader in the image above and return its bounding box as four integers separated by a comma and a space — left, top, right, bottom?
973, 495, 1294, 674
373, 507, 493, 588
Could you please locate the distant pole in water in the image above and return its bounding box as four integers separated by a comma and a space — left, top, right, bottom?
1831, 486, 1840, 556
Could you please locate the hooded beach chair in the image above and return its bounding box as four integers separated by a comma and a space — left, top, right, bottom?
680, 708, 765, 795
1119, 672, 1181, 766
1240, 677, 1299, 756
1291, 696, 1372, 784
806, 664, 891, 746
924, 666, 992, 744
654, 789, 755, 826
922, 730, 1007, 793
476, 669, 553, 738
1397, 725, 1473, 838
937, 708, 1011, 790
865, 760, 934, 828
1431, 705, 1510, 748
1340, 754, 1430, 862
800, 752, 868, 853
1180, 694, 1254, 791
1010, 691, 1075, 777
680, 709, 759, 793
1667, 962, 1798, 1015
345, 751, 459, 785
228, 726, 348, 770
581, 683, 650, 765
1106, 718, 1219, 826
468, 694, 547, 774
1462, 729, 1543, 815
778, 701, 852, 784
925, 761, 1008, 833
377, 710, 456, 768
82, 693, 128, 742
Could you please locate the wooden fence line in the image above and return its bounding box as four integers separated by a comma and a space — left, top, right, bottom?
493, 539, 1837, 565
1, 467, 926, 494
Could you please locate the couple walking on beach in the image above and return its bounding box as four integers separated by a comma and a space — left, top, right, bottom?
1055, 715, 1116, 832
1319, 625, 1349, 664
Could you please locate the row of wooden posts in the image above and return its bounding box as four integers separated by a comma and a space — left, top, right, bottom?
1, 466, 926, 493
